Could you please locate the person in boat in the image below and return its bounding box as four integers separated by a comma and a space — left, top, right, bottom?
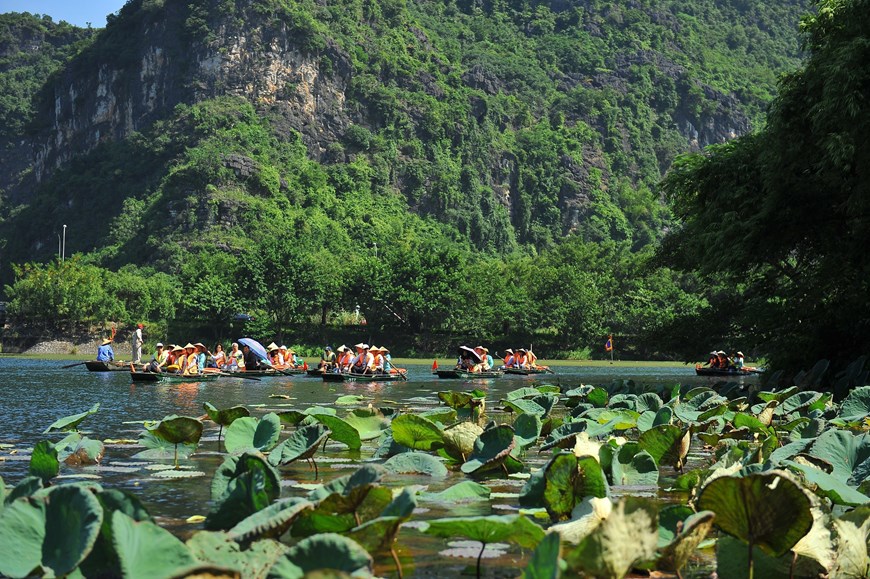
474, 346, 493, 370
527, 348, 538, 368
285, 347, 301, 369
96, 338, 115, 362
351, 343, 373, 374
514, 348, 530, 369
319, 346, 336, 372
266, 343, 282, 366
143, 343, 167, 373
502, 349, 514, 369
226, 342, 243, 371
166, 345, 183, 372
194, 343, 208, 372
716, 350, 729, 370
369, 346, 384, 373
705, 351, 719, 368
733, 351, 745, 370
337, 345, 353, 373
182, 343, 200, 376
381, 347, 393, 373
210, 343, 226, 368
241, 344, 261, 372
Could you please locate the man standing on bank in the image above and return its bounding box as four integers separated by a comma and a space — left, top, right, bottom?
132, 323, 144, 364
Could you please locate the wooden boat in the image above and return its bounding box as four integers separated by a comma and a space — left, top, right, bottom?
504, 367, 551, 376
85, 361, 129, 372
322, 372, 403, 383
695, 367, 756, 377
436, 369, 503, 379
307, 368, 327, 377
131, 371, 220, 382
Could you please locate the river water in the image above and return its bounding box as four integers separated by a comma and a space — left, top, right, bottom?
0, 358, 740, 576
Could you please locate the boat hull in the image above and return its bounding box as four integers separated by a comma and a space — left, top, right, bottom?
322, 372, 402, 383
86, 361, 129, 372
131, 371, 220, 382
695, 367, 754, 377
436, 369, 503, 379
503, 368, 550, 376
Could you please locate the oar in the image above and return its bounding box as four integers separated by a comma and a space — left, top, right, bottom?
219, 371, 261, 381
61, 361, 88, 369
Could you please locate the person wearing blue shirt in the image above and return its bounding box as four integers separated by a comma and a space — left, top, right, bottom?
96, 339, 115, 362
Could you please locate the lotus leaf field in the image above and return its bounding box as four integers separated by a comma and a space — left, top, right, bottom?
1, 370, 870, 578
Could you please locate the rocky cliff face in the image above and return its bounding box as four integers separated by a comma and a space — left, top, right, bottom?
30, 1, 353, 186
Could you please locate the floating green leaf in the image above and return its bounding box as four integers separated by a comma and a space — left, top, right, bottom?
207, 453, 281, 531
311, 414, 361, 451
610, 443, 658, 487
564, 498, 659, 579
227, 498, 313, 545
698, 470, 813, 558
461, 425, 517, 476
391, 414, 444, 451
224, 413, 281, 454
186, 531, 287, 578
384, 452, 448, 478
268, 533, 373, 578
0, 484, 103, 578
638, 425, 690, 470
55, 432, 104, 465
112, 511, 214, 579
28, 440, 59, 484
420, 481, 491, 502
424, 514, 545, 547
43, 403, 100, 433
343, 408, 391, 440
335, 395, 367, 406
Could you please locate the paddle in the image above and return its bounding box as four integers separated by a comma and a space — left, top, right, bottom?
61, 361, 88, 369
219, 371, 261, 381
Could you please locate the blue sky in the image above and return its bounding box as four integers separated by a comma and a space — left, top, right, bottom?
2, 1, 127, 27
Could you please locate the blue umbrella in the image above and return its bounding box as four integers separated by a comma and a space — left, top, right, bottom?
238, 337, 269, 361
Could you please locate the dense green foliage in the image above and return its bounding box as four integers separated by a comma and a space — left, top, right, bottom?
0, 0, 811, 356
660, 0, 870, 372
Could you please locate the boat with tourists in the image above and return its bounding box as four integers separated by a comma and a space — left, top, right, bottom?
504, 367, 552, 376
695, 366, 758, 377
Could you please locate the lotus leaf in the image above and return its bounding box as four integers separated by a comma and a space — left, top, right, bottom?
420, 408, 459, 425
698, 470, 813, 558
268, 533, 373, 578
293, 482, 392, 537
532, 394, 558, 417
146, 415, 203, 445
830, 507, 870, 578
347, 487, 418, 551
207, 453, 281, 531
521, 531, 561, 579
29, 440, 59, 484
715, 534, 824, 579
767, 438, 814, 466
807, 430, 870, 482
507, 387, 546, 400
384, 452, 448, 478
268, 424, 330, 468
564, 385, 594, 400
549, 496, 613, 545
587, 387, 609, 407
187, 531, 287, 578
783, 460, 870, 506
112, 511, 220, 579
501, 398, 547, 416
838, 386, 870, 422
610, 443, 658, 487
391, 414, 445, 451
335, 395, 367, 406
442, 421, 484, 460
636, 392, 664, 413
684, 386, 715, 400
514, 413, 543, 449
757, 387, 798, 403
134, 430, 197, 461
638, 425, 690, 470
309, 465, 385, 502
590, 409, 639, 430
420, 481, 491, 502
424, 513, 545, 547
461, 424, 517, 475
373, 430, 409, 459
541, 421, 588, 451
43, 403, 100, 433
204, 402, 250, 425
55, 432, 104, 465
5, 477, 43, 504
227, 498, 313, 544
635, 411, 656, 432
775, 391, 823, 417
657, 507, 716, 574
438, 390, 485, 409
343, 408, 391, 440
520, 452, 608, 520
311, 414, 361, 451
0, 484, 103, 578
224, 413, 282, 454
564, 498, 659, 579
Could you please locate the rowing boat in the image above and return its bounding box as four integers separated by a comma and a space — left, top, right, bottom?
86, 361, 129, 372
504, 367, 551, 376
322, 372, 403, 383
695, 367, 757, 377
436, 369, 503, 379
130, 371, 220, 382
307, 368, 327, 377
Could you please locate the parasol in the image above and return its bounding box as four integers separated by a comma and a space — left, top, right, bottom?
238, 338, 269, 361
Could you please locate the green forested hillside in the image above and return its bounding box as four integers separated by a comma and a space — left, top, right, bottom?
0, 0, 810, 356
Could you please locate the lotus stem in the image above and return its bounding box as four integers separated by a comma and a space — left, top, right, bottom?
748, 540, 754, 579
174, 443, 179, 470
354, 511, 362, 527
218, 425, 223, 449
391, 546, 404, 579
476, 542, 485, 579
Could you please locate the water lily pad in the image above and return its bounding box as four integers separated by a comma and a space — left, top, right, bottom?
637, 424, 690, 470
28, 440, 59, 484
657, 507, 716, 574
807, 430, 870, 483
151, 469, 206, 479
698, 469, 813, 558
442, 422, 484, 461
147, 415, 203, 446
112, 511, 209, 579
268, 424, 330, 467
311, 414, 361, 451
0, 484, 103, 578
343, 408, 391, 440
335, 395, 368, 406
461, 425, 517, 476
55, 433, 105, 466
610, 443, 658, 487
134, 431, 197, 461
384, 452, 448, 478
391, 414, 444, 451
424, 514, 545, 548
224, 413, 281, 454
268, 533, 373, 578
784, 460, 870, 506
43, 403, 100, 433
564, 498, 658, 579
207, 453, 281, 531
514, 413, 543, 449
186, 531, 287, 577
420, 481, 491, 502
227, 497, 314, 544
